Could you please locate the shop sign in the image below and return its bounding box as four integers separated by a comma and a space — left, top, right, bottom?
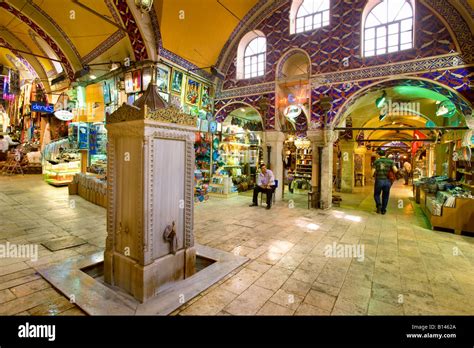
32, 102, 54, 114
54, 110, 74, 121
283, 105, 302, 120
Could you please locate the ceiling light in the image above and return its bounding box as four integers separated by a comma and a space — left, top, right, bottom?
135, 0, 153, 12
110, 63, 119, 71
89, 74, 96, 80
240, 108, 246, 112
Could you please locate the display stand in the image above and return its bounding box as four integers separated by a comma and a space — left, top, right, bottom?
208, 173, 238, 198
419, 187, 474, 234
293, 146, 312, 194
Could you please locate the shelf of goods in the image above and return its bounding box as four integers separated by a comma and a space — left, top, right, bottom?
195, 136, 212, 202
455, 157, 474, 193
292, 148, 312, 194
43, 161, 81, 186
69, 173, 107, 208
419, 186, 474, 235
208, 174, 238, 198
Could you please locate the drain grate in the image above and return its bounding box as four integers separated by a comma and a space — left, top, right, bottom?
42, 236, 87, 251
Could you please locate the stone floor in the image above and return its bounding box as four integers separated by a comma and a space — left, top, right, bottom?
1, 175, 474, 316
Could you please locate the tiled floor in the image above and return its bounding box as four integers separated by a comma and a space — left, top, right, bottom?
1, 175, 474, 315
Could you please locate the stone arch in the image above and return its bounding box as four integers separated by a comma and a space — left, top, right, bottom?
276, 48, 312, 79
330, 76, 474, 130
215, 101, 264, 128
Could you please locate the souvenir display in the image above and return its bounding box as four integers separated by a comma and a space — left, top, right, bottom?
171, 69, 184, 94
185, 78, 201, 105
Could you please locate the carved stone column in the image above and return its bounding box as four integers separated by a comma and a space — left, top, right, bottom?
105, 103, 197, 303
340, 140, 356, 193
264, 131, 286, 201
307, 130, 336, 209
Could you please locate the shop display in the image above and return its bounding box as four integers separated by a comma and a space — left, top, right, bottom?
70, 173, 107, 208
415, 174, 474, 233
208, 170, 238, 198
88, 123, 107, 172
218, 120, 262, 193
42, 137, 81, 186
291, 138, 312, 194
68, 122, 89, 149
194, 132, 212, 202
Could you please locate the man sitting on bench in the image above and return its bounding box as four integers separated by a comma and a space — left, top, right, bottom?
249, 163, 275, 210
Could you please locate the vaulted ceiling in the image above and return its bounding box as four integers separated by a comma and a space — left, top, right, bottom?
0, 0, 473, 96
155, 0, 258, 68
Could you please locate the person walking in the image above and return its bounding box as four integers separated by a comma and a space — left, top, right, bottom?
372, 150, 398, 215
403, 160, 412, 185
249, 163, 275, 210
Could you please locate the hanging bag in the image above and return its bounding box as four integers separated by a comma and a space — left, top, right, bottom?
387, 168, 396, 184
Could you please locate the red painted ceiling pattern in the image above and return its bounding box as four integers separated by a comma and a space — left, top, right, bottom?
113, 0, 149, 61
0, 1, 75, 80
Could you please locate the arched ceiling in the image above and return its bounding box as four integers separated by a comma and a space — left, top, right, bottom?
0, 0, 136, 93
0, 0, 473, 95
344, 84, 464, 148
155, 0, 259, 68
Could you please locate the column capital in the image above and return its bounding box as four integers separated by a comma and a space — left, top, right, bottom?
306, 130, 337, 146
264, 130, 286, 143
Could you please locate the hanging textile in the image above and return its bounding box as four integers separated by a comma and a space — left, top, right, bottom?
42, 122, 51, 152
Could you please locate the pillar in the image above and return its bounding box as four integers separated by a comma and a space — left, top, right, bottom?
355, 146, 367, 186
265, 131, 285, 201
339, 140, 355, 193
307, 130, 336, 210
320, 140, 334, 209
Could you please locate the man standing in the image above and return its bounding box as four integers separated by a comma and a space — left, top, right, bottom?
403, 160, 412, 185
0, 135, 8, 161
249, 163, 275, 210
372, 150, 398, 215
4, 132, 18, 149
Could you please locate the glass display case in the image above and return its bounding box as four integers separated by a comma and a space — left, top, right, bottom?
43, 159, 81, 186
88, 122, 107, 173
68, 122, 89, 149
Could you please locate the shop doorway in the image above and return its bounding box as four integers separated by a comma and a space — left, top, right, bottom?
207, 105, 265, 199
330, 78, 474, 234
276, 49, 312, 204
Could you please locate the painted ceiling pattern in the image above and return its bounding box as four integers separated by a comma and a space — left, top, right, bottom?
113, 0, 148, 61
0, 1, 75, 80
29, 1, 82, 62
222, 0, 455, 91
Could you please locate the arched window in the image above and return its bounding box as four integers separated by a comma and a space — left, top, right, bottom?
244, 37, 266, 78
236, 31, 266, 80
363, 0, 415, 57
293, 0, 330, 34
